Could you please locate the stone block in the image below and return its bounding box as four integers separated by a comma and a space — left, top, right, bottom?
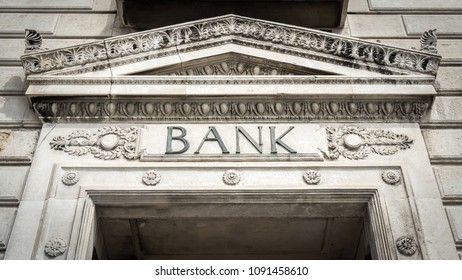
347, 0, 369, 12
0, 166, 29, 201
93, 0, 116, 11
425, 97, 462, 122
0, 0, 93, 10
403, 15, 462, 36
370, 0, 462, 10
446, 207, 462, 245
55, 14, 115, 37
422, 129, 462, 159
0, 67, 25, 94
434, 165, 462, 198
348, 15, 406, 38
0, 207, 17, 250
435, 67, 462, 92
0, 96, 28, 125
22, 107, 41, 128
0, 129, 39, 162
0, 14, 59, 35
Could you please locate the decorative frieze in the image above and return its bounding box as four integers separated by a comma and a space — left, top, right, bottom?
168, 61, 297, 76
322, 126, 414, 160
396, 236, 418, 256
381, 170, 401, 185
49, 126, 140, 160
303, 170, 321, 185
21, 15, 441, 76
223, 170, 241, 185
34, 99, 430, 122
61, 170, 80, 186
44, 238, 67, 257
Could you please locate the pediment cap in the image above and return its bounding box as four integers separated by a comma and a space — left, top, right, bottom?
21, 14, 441, 77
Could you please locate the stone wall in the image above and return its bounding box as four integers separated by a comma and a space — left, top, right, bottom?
0, 0, 461, 259
0, 0, 117, 260
347, 0, 462, 259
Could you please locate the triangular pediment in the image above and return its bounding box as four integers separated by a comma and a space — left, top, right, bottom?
20, 15, 441, 123
133, 53, 335, 76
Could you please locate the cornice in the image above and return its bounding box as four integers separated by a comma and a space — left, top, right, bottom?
31, 97, 431, 123
20, 15, 442, 76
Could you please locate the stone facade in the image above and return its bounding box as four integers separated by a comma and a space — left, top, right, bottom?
0, 0, 461, 260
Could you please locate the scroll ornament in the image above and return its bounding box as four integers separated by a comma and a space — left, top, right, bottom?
50, 126, 139, 160
321, 126, 413, 160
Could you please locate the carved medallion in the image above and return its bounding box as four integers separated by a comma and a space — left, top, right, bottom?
396, 236, 418, 256
382, 170, 401, 185
223, 170, 241, 185
44, 238, 67, 257
50, 126, 139, 160
303, 170, 321, 185
142, 170, 161, 186
61, 170, 80, 186
321, 126, 413, 160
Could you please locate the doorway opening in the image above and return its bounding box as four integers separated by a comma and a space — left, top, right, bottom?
79, 190, 387, 260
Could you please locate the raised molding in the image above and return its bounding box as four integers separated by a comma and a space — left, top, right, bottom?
20, 15, 441, 76
33, 98, 431, 122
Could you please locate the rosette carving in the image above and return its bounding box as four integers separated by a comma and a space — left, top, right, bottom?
303, 170, 321, 185
381, 170, 401, 185
44, 238, 67, 257
142, 170, 161, 186
49, 126, 139, 160
223, 170, 241, 185
61, 170, 80, 185
396, 236, 418, 256
321, 126, 413, 160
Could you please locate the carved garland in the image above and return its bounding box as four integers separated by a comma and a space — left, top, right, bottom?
49, 126, 139, 160
34, 100, 430, 122
322, 126, 413, 160
21, 16, 440, 75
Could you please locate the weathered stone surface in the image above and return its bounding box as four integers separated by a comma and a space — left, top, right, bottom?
55, 14, 115, 37
0, 129, 39, 161
425, 97, 462, 122
0, 96, 28, 126
422, 129, 462, 159
0, 97, 28, 125
435, 67, 462, 92
446, 207, 462, 244
0, 166, 29, 201
403, 15, 462, 36
348, 15, 406, 38
0, 0, 93, 9
0, 14, 59, 35
0, 207, 17, 250
434, 166, 462, 197
370, 0, 462, 10
0, 67, 25, 94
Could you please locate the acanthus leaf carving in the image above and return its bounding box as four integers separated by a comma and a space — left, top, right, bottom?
321, 126, 413, 160
49, 126, 140, 160
21, 16, 441, 76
